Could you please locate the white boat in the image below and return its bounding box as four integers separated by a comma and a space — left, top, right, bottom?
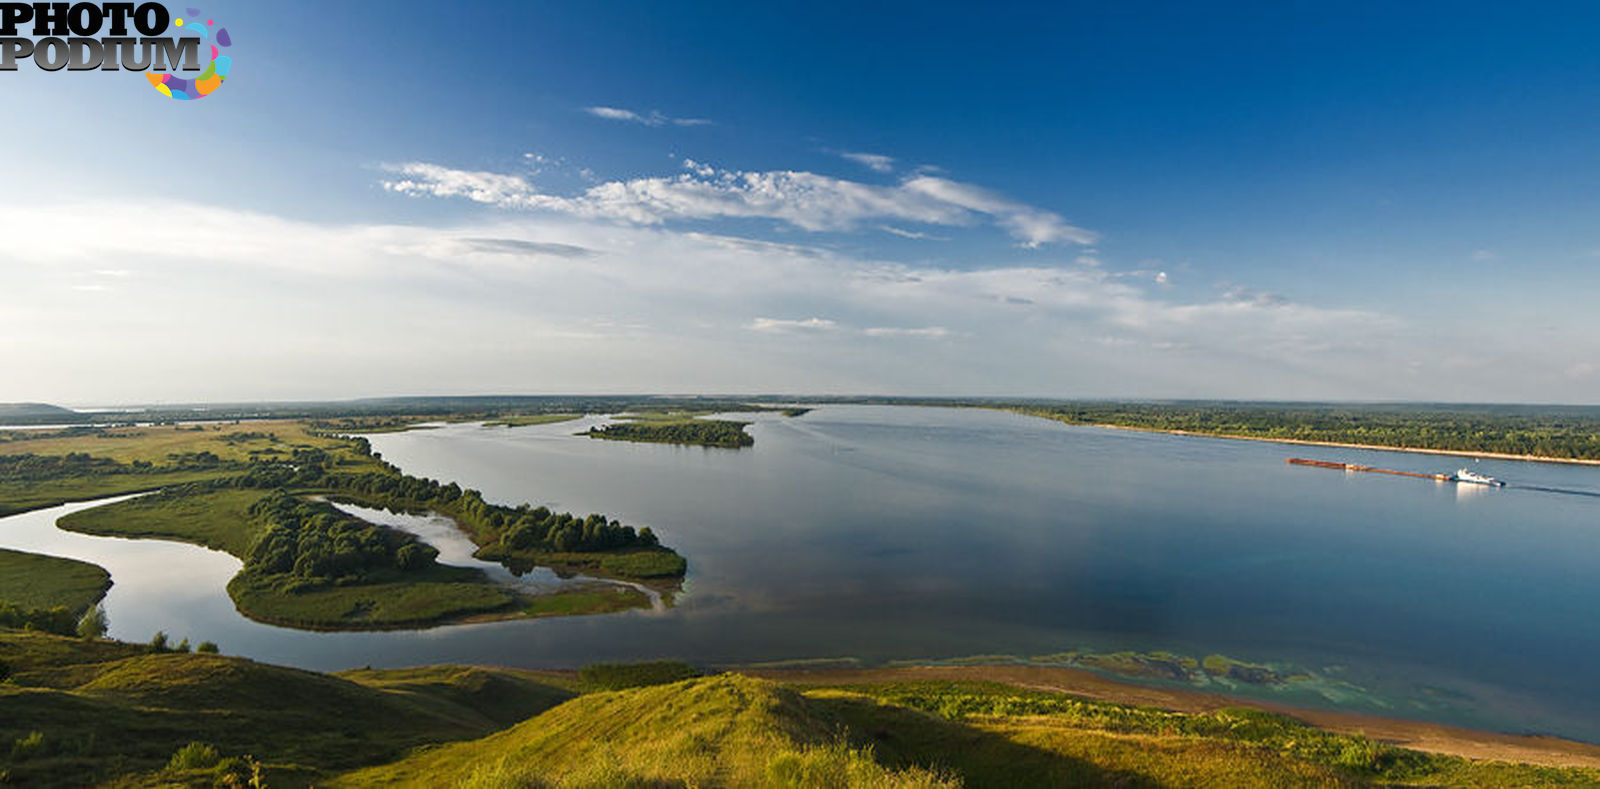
1451, 468, 1504, 487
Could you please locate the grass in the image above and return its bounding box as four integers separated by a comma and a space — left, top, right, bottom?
0, 421, 378, 469
57, 487, 269, 556
0, 421, 387, 517
0, 549, 110, 614
0, 469, 236, 518
332, 674, 956, 789
226, 567, 517, 630
5, 636, 1598, 788
0, 628, 577, 787
485, 413, 583, 428
810, 680, 1600, 787
514, 584, 651, 619
477, 544, 689, 580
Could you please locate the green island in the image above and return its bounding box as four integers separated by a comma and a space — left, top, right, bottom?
1005, 402, 1600, 462
0, 420, 684, 630
585, 405, 811, 448
1, 627, 1597, 787
588, 415, 755, 448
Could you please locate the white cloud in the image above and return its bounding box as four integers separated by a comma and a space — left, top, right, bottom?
5, 198, 1592, 403
584, 106, 712, 127
863, 326, 952, 339
382, 163, 537, 206
749, 317, 839, 332
879, 226, 947, 241
383, 161, 1096, 248
839, 151, 895, 172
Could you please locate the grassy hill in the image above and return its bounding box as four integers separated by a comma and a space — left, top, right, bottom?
0, 630, 578, 787
5, 631, 1600, 787
333, 672, 1600, 789
333, 673, 955, 788
0, 404, 79, 422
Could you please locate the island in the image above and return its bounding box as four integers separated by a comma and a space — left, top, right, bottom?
587, 413, 755, 448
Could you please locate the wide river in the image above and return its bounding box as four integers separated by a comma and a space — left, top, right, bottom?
6, 406, 1600, 740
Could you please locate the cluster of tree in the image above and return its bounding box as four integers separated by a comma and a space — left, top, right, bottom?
1018, 403, 1600, 460
588, 420, 754, 448
500, 507, 658, 553
0, 601, 79, 636
162, 451, 226, 469
0, 452, 121, 480
244, 492, 439, 588
146, 631, 218, 654
315, 471, 665, 556
218, 431, 279, 445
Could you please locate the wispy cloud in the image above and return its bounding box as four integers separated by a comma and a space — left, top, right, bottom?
8, 198, 1585, 401
584, 106, 712, 127
459, 238, 597, 258
839, 151, 895, 172
879, 225, 947, 241
383, 160, 1096, 248
748, 317, 839, 332
863, 326, 952, 339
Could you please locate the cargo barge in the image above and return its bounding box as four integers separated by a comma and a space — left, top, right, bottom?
1287, 457, 1503, 486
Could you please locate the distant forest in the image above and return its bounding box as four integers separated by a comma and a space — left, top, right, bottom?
1012, 402, 1600, 460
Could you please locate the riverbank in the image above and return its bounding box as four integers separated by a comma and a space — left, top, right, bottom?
748, 664, 1600, 769
1010, 412, 1600, 466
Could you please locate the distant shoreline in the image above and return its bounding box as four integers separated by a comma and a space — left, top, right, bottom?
1008, 413, 1600, 466
749, 663, 1600, 769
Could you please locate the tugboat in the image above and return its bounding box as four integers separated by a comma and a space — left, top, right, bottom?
1450, 468, 1505, 487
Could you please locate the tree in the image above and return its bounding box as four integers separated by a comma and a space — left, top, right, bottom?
148, 631, 169, 653
196, 641, 219, 654
76, 604, 108, 640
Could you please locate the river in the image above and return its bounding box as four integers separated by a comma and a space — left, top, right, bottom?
5, 405, 1600, 740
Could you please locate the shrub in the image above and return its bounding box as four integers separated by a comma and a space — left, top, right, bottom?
76, 604, 108, 640
148, 631, 169, 653
9, 731, 48, 762
167, 741, 221, 771
197, 641, 220, 654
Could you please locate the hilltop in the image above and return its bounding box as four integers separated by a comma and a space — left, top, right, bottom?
0, 404, 78, 422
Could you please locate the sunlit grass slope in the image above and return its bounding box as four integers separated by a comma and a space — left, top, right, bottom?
338, 673, 1600, 789
333, 674, 956, 788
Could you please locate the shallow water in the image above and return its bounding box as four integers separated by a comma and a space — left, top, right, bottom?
5, 405, 1600, 740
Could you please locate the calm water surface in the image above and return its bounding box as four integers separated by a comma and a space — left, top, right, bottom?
5, 406, 1600, 739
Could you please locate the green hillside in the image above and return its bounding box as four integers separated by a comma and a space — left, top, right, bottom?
337, 674, 1600, 789
5, 631, 1599, 788
0, 404, 78, 422
0, 630, 577, 787
333, 673, 955, 788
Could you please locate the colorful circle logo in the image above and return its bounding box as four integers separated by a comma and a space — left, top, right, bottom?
145, 7, 231, 100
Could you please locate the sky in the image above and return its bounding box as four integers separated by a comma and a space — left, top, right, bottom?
3, 1, 1599, 405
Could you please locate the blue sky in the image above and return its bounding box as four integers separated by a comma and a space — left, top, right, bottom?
3, 1, 1599, 403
